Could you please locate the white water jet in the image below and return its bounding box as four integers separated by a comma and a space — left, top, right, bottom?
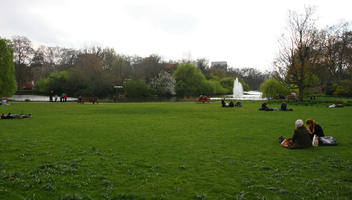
233, 78, 243, 98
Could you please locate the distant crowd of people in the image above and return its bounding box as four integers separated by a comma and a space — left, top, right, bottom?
221, 98, 242, 107
0, 97, 9, 105
49, 91, 68, 102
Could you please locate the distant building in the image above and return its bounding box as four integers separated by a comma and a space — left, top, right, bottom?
22, 81, 34, 90
211, 61, 227, 71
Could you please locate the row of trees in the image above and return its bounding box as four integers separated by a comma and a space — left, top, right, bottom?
5, 35, 271, 98
273, 7, 352, 100
5, 7, 351, 100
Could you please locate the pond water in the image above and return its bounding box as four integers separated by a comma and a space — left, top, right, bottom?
8, 95, 77, 102
210, 91, 266, 101
8, 91, 265, 102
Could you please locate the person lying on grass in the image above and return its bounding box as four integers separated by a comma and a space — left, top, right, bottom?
1, 113, 32, 119
259, 102, 275, 111
279, 119, 312, 149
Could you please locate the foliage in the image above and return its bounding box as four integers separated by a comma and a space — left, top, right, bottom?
204, 79, 227, 95
1, 102, 352, 199
260, 78, 289, 99
46, 71, 70, 95
68, 54, 114, 97
0, 38, 17, 97
124, 79, 151, 97
173, 63, 207, 96
150, 71, 176, 96
36, 78, 50, 93
220, 77, 250, 93
304, 74, 320, 88
333, 80, 352, 97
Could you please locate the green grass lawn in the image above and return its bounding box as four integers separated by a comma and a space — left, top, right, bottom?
1, 101, 352, 199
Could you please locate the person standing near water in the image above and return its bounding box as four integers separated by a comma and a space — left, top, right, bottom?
60, 93, 65, 102
49, 90, 54, 102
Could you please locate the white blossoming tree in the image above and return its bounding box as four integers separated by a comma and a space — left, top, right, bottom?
151, 71, 176, 96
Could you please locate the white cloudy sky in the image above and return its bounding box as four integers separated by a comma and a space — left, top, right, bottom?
1, 0, 351, 70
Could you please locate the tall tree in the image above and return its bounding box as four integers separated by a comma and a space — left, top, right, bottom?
275, 7, 319, 100
320, 23, 352, 83
173, 63, 207, 96
0, 38, 17, 97
12, 36, 34, 88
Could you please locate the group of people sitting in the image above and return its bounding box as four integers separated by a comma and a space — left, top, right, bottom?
1, 113, 32, 119
279, 119, 335, 149
259, 102, 293, 111
221, 99, 242, 107
0, 98, 10, 105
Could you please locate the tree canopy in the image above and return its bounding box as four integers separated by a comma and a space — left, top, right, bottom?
0, 38, 17, 97
173, 63, 208, 96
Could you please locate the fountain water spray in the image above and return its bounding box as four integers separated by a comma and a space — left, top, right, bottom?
233, 78, 243, 99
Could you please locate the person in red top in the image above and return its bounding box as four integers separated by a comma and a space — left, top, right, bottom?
64, 93, 68, 102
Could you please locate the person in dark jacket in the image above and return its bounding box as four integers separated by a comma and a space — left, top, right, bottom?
259, 102, 274, 111
281, 119, 312, 149
229, 101, 234, 107
306, 119, 325, 140
221, 98, 227, 107
280, 102, 287, 111
280, 101, 293, 111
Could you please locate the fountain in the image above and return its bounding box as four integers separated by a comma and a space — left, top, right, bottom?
209, 77, 266, 101
233, 78, 243, 98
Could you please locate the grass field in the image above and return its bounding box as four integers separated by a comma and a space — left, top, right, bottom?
1, 101, 352, 200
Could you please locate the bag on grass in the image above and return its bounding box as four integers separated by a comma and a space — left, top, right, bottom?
312, 134, 319, 147
319, 136, 337, 146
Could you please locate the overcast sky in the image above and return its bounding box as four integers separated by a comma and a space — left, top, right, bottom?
1, 0, 351, 71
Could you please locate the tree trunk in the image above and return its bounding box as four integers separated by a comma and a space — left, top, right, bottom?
298, 85, 304, 101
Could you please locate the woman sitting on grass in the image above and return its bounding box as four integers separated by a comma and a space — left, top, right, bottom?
306, 119, 325, 140
279, 119, 312, 149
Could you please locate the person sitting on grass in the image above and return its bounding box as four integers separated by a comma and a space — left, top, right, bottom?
235, 101, 242, 107
221, 98, 232, 107
1, 113, 8, 119
279, 119, 312, 149
306, 119, 325, 141
1, 98, 10, 105
259, 102, 274, 111
229, 100, 234, 107
221, 98, 227, 107
280, 102, 293, 111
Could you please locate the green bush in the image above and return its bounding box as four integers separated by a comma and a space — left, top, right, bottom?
260, 78, 289, 99
125, 79, 151, 97
173, 63, 207, 97
207, 79, 227, 94
36, 78, 50, 93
